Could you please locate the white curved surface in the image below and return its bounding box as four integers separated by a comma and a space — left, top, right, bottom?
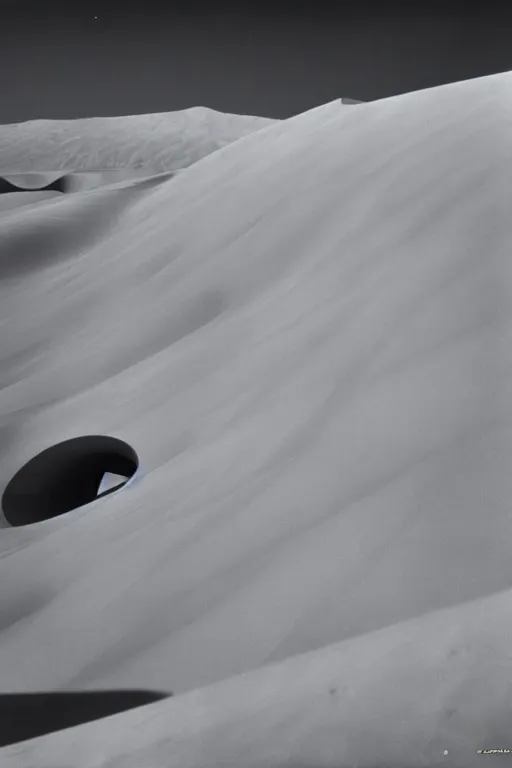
1, 76, 512, 765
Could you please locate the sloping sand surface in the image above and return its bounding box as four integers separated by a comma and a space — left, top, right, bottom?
5, 588, 512, 767
1, 74, 512, 765
0, 191, 63, 214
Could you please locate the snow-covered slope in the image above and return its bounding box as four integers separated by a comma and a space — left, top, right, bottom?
1, 72, 512, 766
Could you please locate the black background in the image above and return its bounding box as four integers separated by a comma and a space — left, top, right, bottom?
1, 2, 512, 123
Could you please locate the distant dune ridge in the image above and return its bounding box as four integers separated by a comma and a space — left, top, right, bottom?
0, 107, 278, 214
1, 75, 512, 766
0, 102, 364, 200
0, 107, 277, 174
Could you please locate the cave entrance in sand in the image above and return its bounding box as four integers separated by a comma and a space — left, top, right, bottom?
1, 436, 138, 526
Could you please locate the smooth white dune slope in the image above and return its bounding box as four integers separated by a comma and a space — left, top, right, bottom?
1, 72, 512, 766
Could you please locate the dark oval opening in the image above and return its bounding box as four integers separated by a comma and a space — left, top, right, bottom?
1, 435, 139, 526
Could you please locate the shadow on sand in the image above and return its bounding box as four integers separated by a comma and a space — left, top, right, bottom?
0, 689, 171, 747
0, 176, 67, 194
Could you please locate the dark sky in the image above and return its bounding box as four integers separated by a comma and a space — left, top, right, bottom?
1, 2, 512, 124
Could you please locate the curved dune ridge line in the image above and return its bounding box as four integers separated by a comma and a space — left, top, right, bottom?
0, 107, 277, 175
0, 71, 511, 765
0, 168, 186, 196
0, 102, 361, 200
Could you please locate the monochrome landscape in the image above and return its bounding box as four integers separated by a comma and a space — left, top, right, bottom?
0, 72, 511, 767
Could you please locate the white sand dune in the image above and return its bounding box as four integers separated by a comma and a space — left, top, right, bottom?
0, 107, 277, 174
0, 73, 512, 766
